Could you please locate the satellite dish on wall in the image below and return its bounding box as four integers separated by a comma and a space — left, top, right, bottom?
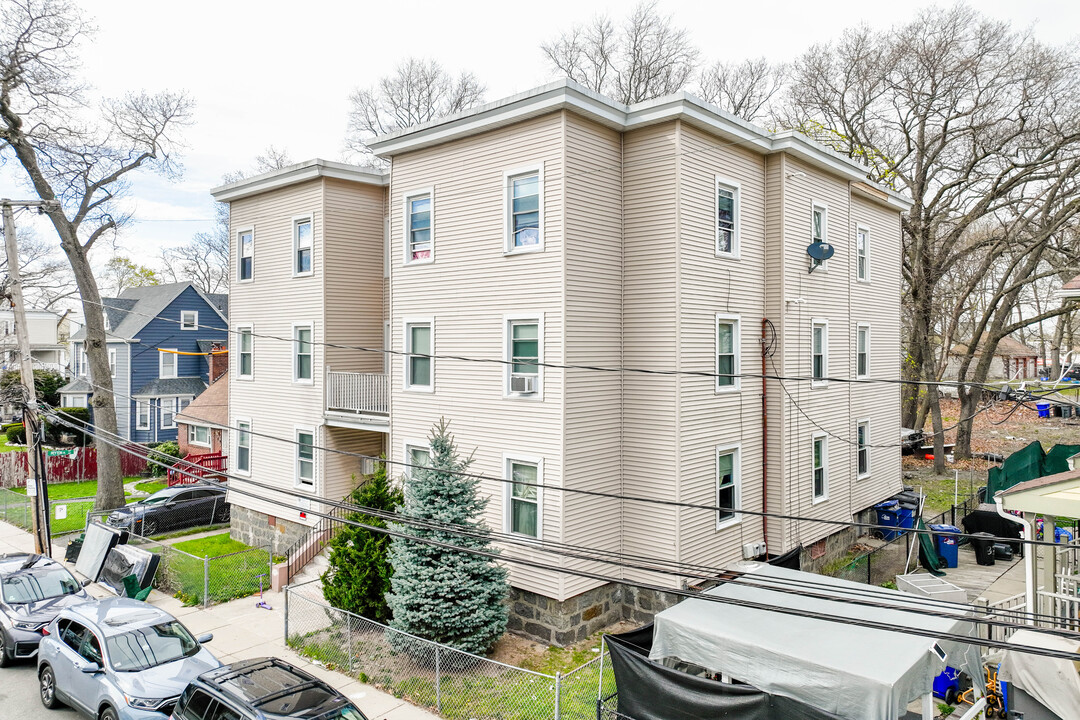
806, 242, 835, 273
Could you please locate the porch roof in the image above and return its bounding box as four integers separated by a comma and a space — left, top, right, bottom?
999, 468, 1080, 518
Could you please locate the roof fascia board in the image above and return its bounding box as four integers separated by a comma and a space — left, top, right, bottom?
210, 160, 387, 202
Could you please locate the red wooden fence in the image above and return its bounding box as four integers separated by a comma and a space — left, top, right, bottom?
0, 448, 147, 488
168, 453, 228, 486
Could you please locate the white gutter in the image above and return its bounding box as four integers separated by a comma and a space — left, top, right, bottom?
994, 494, 1036, 625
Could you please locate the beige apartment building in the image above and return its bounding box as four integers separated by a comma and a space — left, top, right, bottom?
213, 79, 909, 644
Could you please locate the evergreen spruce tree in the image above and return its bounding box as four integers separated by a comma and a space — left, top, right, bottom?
387, 419, 509, 654
321, 462, 403, 623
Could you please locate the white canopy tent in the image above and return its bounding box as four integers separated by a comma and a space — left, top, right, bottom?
649, 563, 983, 720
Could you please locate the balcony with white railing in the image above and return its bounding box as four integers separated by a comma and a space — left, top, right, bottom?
325, 368, 389, 431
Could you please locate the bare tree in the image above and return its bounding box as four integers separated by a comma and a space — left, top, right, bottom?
0, 226, 75, 308
0, 0, 193, 509
786, 5, 1080, 463
345, 58, 484, 160
542, 1, 699, 104
698, 58, 786, 124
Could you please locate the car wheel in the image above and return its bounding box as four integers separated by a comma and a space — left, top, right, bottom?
99, 706, 119, 720
39, 665, 62, 709
141, 519, 157, 537
0, 630, 11, 668
944, 687, 957, 705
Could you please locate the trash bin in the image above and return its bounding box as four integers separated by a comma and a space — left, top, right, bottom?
971, 532, 996, 566
874, 501, 901, 541
893, 491, 923, 533
929, 524, 961, 568
932, 666, 962, 704
1036, 402, 1050, 418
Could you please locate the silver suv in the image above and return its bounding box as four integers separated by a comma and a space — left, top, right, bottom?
38, 597, 220, 719
0, 553, 90, 666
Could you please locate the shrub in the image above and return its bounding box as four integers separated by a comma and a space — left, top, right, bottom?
47, 407, 91, 446
0, 369, 65, 407
4, 423, 25, 444
148, 441, 182, 477
2, 422, 23, 435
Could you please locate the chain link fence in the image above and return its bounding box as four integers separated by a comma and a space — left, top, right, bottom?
285, 583, 614, 720
0, 487, 32, 530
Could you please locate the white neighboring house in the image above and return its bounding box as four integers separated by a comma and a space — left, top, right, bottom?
0, 308, 73, 420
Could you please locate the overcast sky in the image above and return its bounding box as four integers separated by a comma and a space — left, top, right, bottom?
4, 0, 1077, 272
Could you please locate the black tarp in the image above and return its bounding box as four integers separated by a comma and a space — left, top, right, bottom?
605, 628, 845, 720
98, 544, 160, 596
766, 546, 801, 571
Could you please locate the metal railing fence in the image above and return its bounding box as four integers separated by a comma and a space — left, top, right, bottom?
326, 370, 389, 415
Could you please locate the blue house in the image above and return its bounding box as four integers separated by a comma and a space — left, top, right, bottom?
59, 282, 228, 442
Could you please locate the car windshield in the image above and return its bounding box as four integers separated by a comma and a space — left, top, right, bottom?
141, 493, 174, 506
1, 566, 81, 603
105, 621, 200, 671
317, 706, 367, 720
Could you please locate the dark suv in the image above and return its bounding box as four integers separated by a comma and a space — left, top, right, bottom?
170, 657, 369, 720
107, 484, 229, 537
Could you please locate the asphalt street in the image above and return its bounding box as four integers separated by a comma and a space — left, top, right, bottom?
1, 658, 81, 719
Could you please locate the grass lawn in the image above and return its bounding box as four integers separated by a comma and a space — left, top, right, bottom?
0, 434, 26, 453
172, 532, 250, 557
134, 479, 167, 495
13, 479, 132, 500
150, 532, 270, 606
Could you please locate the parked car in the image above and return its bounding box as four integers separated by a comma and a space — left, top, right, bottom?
106, 484, 229, 537
170, 657, 369, 720
38, 597, 219, 719
0, 553, 90, 667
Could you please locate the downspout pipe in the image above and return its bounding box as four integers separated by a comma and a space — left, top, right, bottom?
761, 318, 768, 552
994, 494, 1036, 626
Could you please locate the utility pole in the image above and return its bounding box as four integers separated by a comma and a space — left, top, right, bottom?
2, 198, 59, 555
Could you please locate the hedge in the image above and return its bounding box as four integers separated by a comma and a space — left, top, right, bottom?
3, 423, 25, 444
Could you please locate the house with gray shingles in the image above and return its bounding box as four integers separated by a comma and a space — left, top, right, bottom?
59, 282, 228, 442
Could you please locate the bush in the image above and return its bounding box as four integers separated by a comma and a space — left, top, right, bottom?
4, 423, 25, 444
0, 369, 65, 407
148, 441, 182, 477
2, 422, 23, 435
47, 407, 91, 446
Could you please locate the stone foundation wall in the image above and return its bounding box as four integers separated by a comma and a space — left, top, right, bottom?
799, 507, 876, 575
230, 505, 309, 555
508, 584, 681, 646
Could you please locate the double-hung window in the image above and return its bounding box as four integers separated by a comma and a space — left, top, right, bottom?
405, 321, 432, 390
136, 401, 150, 430
508, 319, 540, 396
715, 179, 739, 256
189, 425, 210, 447
406, 444, 431, 479
716, 445, 741, 528
811, 204, 827, 268
238, 229, 254, 281
161, 398, 177, 430
812, 435, 828, 501
856, 324, 870, 379
856, 226, 869, 281
293, 325, 312, 383
811, 321, 827, 386
857, 420, 870, 479
506, 458, 541, 538
296, 429, 315, 487
294, 217, 313, 275
236, 420, 251, 474
716, 314, 740, 391
108, 348, 117, 378
405, 193, 432, 263
160, 349, 177, 379
238, 327, 253, 379
77, 346, 87, 377
180, 310, 198, 330
507, 170, 541, 251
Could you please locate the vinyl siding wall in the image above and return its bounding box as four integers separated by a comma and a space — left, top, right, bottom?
763, 154, 788, 551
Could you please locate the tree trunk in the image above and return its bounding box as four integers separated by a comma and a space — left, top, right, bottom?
954, 386, 980, 459
1051, 311, 1069, 379
929, 389, 946, 474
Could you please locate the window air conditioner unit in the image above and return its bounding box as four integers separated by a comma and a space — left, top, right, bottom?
510, 374, 537, 394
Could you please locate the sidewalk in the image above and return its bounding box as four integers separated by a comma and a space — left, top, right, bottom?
0, 520, 437, 720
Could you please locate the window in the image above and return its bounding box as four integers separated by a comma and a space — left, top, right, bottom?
405, 192, 432, 263
811, 321, 827, 386
406, 444, 431, 478
161, 398, 177, 429
180, 310, 198, 330
293, 325, 312, 382
294, 216, 313, 275
236, 420, 251, 474
77, 345, 87, 377
506, 170, 541, 251
507, 458, 541, 538
507, 319, 540, 396
857, 420, 870, 479
238, 229, 254, 281
856, 225, 869, 281
62, 394, 87, 409
856, 324, 870, 379
716, 446, 741, 528
188, 425, 210, 447
160, 349, 177, 379
811, 204, 827, 268
136, 401, 150, 430
238, 327, 253, 379
716, 179, 740, 256
296, 429, 315, 487
177, 689, 215, 720
716, 315, 740, 391
812, 435, 828, 501
108, 348, 117, 378
405, 321, 432, 390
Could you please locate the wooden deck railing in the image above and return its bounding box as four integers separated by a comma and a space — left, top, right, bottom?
168, 452, 227, 486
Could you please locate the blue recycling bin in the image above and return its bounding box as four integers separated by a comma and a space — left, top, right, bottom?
1057, 526, 1074, 544
896, 504, 917, 533
929, 524, 961, 568
874, 501, 901, 541
932, 666, 962, 702
1036, 402, 1050, 418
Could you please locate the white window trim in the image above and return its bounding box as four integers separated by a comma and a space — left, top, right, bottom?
811, 319, 828, 388
402, 187, 435, 266
811, 201, 829, 270
188, 423, 212, 448
294, 425, 317, 489
715, 443, 742, 530
715, 313, 741, 393
856, 224, 871, 282
62, 394, 88, 409
403, 440, 431, 479
236, 324, 254, 381
136, 400, 150, 431
292, 322, 314, 385
237, 226, 255, 283
503, 313, 544, 400
180, 310, 198, 330
160, 349, 178, 380
403, 317, 434, 393
108, 348, 117, 378
856, 419, 871, 480
503, 164, 544, 255
234, 417, 252, 476
714, 176, 741, 259
502, 453, 544, 540
856, 323, 871, 380
160, 397, 178, 430
292, 213, 315, 278
812, 433, 829, 504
